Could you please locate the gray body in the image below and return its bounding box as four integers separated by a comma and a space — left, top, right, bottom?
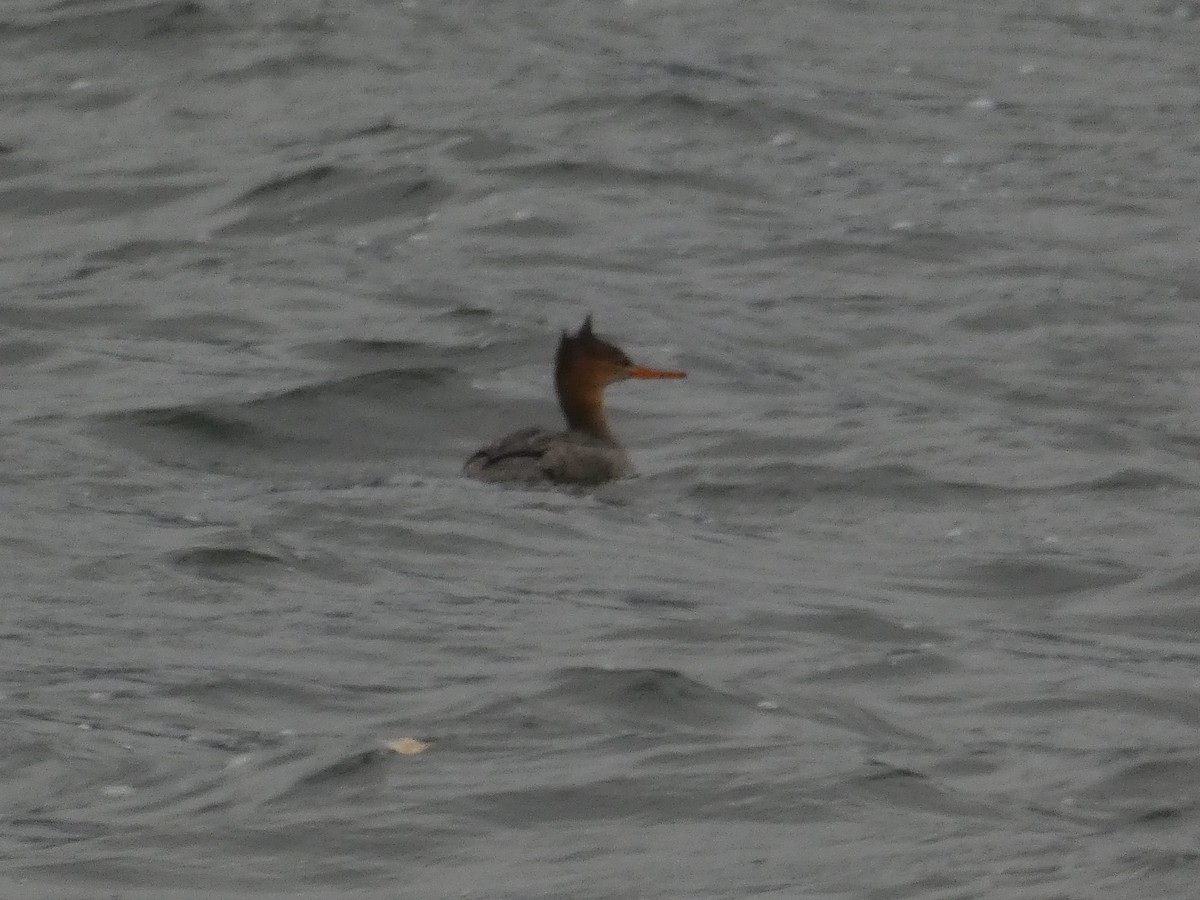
463, 427, 633, 485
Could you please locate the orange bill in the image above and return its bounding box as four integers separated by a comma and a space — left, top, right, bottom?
629, 365, 686, 379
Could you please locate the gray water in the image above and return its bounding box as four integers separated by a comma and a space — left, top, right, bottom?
4, 1, 1200, 897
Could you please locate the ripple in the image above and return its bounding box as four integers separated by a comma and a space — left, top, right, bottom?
950, 556, 1141, 600
5, 0, 226, 47
1076, 753, 1200, 830
93, 366, 458, 472
0, 181, 200, 220
219, 165, 451, 237
167, 545, 287, 579
166, 541, 366, 586
0, 340, 53, 367
690, 461, 1004, 506
549, 666, 756, 733
485, 158, 768, 200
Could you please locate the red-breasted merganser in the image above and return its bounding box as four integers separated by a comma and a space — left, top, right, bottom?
464, 315, 686, 485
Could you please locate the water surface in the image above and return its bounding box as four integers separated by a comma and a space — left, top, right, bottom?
3, 1, 1200, 897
